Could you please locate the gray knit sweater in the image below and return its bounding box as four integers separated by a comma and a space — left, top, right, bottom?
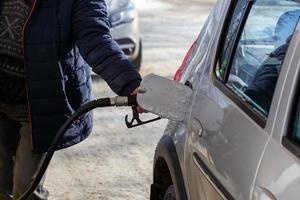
0, 0, 32, 105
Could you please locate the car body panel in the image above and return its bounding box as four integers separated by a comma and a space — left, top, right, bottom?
105, 0, 129, 12
161, 1, 232, 198
267, 22, 300, 142
110, 18, 140, 61
186, 66, 269, 199
253, 22, 300, 200
152, 0, 300, 200
105, 0, 141, 62
254, 138, 300, 200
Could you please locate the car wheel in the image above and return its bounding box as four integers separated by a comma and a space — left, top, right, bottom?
132, 40, 142, 70
163, 185, 176, 200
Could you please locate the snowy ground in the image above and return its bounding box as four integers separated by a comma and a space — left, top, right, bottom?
44, 0, 216, 199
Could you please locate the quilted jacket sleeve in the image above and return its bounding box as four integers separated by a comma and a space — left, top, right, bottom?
72, 0, 141, 95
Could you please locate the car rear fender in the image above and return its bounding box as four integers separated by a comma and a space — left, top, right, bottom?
150, 135, 188, 200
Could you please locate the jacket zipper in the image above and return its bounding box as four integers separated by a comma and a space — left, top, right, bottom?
22, 0, 38, 151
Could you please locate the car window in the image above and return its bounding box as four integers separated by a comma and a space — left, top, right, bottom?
292, 104, 300, 143
219, 0, 300, 117
285, 96, 300, 155
217, 0, 248, 79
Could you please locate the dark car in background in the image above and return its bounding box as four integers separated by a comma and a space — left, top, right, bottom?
106, 0, 142, 70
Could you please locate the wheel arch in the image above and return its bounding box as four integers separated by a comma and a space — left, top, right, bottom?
150, 135, 188, 200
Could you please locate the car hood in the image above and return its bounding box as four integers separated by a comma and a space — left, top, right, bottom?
105, 0, 130, 13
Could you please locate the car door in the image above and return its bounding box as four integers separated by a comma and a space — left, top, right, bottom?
184, 0, 300, 199
253, 17, 300, 200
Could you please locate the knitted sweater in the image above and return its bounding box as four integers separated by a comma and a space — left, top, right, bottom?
0, 0, 32, 105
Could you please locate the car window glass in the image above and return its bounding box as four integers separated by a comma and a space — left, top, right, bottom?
217, 0, 248, 79
293, 105, 300, 143
226, 0, 300, 116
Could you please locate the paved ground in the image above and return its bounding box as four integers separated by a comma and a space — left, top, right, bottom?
44, 0, 216, 199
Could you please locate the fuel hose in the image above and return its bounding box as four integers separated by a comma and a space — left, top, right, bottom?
17, 96, 137, 200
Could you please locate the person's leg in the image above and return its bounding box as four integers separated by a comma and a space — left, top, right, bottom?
0, 113, 20, 200
13, 122, 48, 200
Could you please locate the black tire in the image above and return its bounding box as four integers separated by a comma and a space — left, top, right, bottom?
163, 185, 176, 200
132, 40, 142, 70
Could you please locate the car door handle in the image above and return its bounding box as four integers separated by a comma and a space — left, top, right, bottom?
254, 186, 276, 200
190, 118, 203, 137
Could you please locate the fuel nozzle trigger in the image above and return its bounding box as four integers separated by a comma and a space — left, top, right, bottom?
125, 106, 161, 128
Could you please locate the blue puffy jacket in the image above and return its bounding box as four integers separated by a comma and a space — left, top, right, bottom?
21, 0, 141, 153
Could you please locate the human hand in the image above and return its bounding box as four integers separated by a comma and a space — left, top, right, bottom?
131, 87, 146, 113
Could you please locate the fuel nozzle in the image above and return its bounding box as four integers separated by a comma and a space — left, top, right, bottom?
110, 96, 137, 107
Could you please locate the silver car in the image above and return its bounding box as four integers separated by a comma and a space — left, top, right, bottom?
148, 0, 300, 199
106, 0, 142, 70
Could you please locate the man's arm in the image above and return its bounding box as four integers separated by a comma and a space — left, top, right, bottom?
72, 0, 141, 95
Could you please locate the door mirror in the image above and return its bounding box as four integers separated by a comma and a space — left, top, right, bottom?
137, 74, 193, 121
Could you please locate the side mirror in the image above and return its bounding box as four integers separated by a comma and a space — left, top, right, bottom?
137, 74, 193, 121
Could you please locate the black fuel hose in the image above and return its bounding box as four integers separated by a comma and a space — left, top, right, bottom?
17, 96, 137, 200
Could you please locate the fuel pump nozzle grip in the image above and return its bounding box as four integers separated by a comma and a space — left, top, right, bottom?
120, 93, 161, 128
125, 106, 161, 128
109, 95, 160, 128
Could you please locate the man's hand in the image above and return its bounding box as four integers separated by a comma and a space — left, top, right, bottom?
130, 87, 139, 96
131, 88, 146, 113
